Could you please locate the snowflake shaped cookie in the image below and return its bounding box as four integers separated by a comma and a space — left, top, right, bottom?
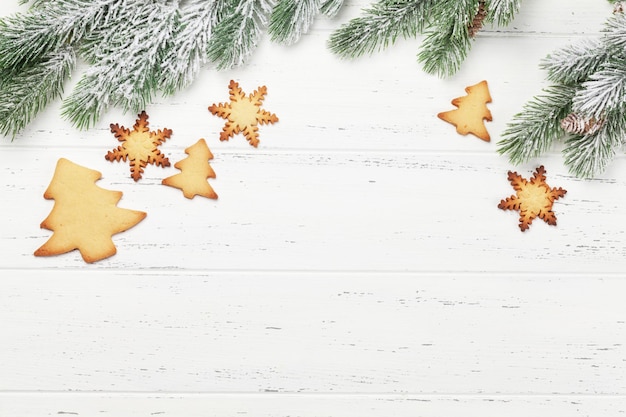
106, 111, 172, 181
209, 80, 278, 147
498, 165, 567, 231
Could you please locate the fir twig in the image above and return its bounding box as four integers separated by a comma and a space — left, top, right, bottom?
329, 0, 522, 77
328, 0, 433, 59
418, 28, 471, 78
418, 0, 480, 77
0, 0, 119, 71
207, 0, 274, 70
320, 0, 344, 17
0, 47, 75, 137
160, 0, 228, 95
540, 38, 609, 85
572, 58, 626, 119
485, 0, 521, 26
418, 0, 476, 77
563, 108, 626, 178
269, 0, 321, 45
61, 1, 179, 129
498, 85, 577, 164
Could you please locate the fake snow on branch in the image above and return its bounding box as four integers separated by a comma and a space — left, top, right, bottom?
0, 0, 341, 136
499, 3, 626, 178
328, 0, 521, 78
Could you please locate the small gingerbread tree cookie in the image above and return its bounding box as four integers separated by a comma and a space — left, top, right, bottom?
34, 158, 147, 263
498, 165, 567, 231
209, 80, 278, 147
162, 139, 218, 200
106, 111, 172, 181
438, 80, 492, 141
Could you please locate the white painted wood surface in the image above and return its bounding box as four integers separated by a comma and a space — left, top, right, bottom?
1, 1, 625, 416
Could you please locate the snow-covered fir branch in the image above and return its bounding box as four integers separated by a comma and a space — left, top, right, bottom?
328, 0, 434, 59
563, 110, 626, 178
572, 60, 626, 119
0, 0, 119, 70
269, 0, 321, 45
320, 0, 344, 17
1, 0, 348, 135
62, 0, 179, 129
604, 11, 626, 50
485, 0, 521, 26
499, 3, 626, 177
540, 38, 610, 85
498, 85, 577, 164
418, 0, 477, 77
329, 0, 522, 77
160, 0, 227, 94
0, 46, 75, 137
207, 0, 274, 70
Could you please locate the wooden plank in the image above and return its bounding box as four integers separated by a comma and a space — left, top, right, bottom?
2, 149, 625, 271
0, 34, 595, 153
1, 270, 625, 393
1, 393, 625, 417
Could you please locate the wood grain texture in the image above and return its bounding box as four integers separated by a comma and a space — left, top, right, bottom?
1, 394, 625, 417
1, 271, 626, 394
1, 0, 625, 415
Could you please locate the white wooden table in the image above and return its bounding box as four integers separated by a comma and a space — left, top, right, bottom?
1, 1, 625, 415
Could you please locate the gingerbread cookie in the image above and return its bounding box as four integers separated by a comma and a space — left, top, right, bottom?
438, 80, 492, 141
34, 158, 147, 263
498, 165, 567, 231
106, 111, 172, 181
162, 139, 218, 199
209, 80, 279, 147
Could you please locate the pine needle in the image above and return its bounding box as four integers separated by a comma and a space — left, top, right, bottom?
498, 85, 577, 164
328, 0, 433, 59
0, 47, 75, 138
269, 0, 321, 45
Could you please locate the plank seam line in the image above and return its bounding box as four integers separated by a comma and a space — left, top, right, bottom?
1, 268, 626, 277
1, 392, 626, 398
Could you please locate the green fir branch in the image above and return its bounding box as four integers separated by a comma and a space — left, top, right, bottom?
207, 0, 274, 70
328, 0, 433, 59
485, 0, 521, 26
160, 0, 228, 95
269, 0, 321, 45
62, 1, 179, 129
320, 0, 344, 17
572, 58, 626, 119
498, 85, 577, 164
540, 38, 609, 85
563, 109, 626, 178
604, 12, 626, 50
18, 0, 54, 7
418, 27, 470, 78
0, 47, 75, 137
0, 0, 119, 71
417, 0, 476, 77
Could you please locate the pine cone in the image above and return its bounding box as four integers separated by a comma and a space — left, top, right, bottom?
560, 113, 604, 135
614, 2, 624, 14
468, 1, 487, 38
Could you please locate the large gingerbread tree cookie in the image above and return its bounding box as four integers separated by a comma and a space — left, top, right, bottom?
34, 158, 147, 263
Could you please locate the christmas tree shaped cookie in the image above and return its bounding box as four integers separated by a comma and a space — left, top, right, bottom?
209, 80, 278, 147
34, 158, 147, 263
106, 111, 172, 181
162, 139, 218, 199
438, 80, 492, 141
498, 165, 567, 231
